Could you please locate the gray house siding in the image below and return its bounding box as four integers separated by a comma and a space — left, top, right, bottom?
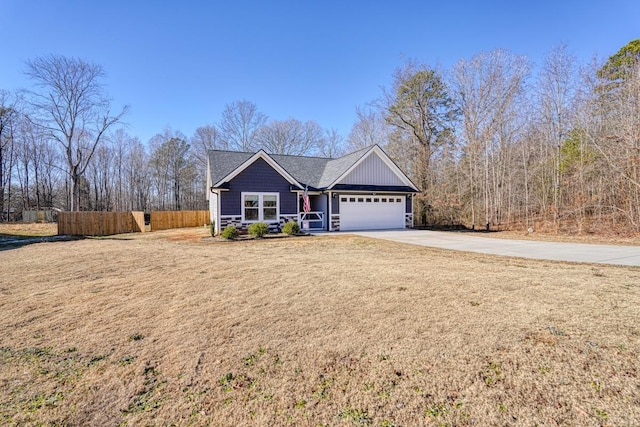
220, 158, 297, 215
339, 153, 406, 186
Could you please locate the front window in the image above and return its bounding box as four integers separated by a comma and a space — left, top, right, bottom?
242, 193, 279, 222
263, 195, 277, 220
244, 195, 259, 221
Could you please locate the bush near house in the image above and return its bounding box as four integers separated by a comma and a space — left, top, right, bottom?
282, 221, 300, 235
221, 225, 238, 240
248, 222, 269, 238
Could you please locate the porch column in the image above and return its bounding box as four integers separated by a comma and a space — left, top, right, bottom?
328, 191, 332, 231
210, 190, 221, 235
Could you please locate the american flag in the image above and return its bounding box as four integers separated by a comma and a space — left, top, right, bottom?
303, 187, 311, 213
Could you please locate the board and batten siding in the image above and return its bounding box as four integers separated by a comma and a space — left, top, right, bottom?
339, 154, 405, 186
220, 158, 297, 215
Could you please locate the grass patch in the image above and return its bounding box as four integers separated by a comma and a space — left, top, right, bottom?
129, 333, 144, 342
0, 223, 57, 238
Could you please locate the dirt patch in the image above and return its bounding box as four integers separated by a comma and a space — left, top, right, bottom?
1, 228, 639, 426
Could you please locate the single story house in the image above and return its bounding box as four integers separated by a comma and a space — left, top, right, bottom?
206, 144, 420, 234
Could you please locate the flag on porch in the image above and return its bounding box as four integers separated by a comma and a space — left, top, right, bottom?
303, 186, 311, 213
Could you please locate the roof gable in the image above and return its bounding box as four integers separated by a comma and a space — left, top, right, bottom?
327, 145, 419, 191
337, 150, 405, 186
209, 150, 303, 189
316, 146, 372, 188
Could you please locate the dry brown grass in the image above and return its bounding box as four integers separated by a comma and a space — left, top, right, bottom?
1, 227, 639, 426
0, 223, 57, 238
479, 229, 640, 246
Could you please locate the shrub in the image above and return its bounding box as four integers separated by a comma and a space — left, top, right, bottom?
221, 225, 238, 240
248, 222, 269, 238
282, 221, 300, 235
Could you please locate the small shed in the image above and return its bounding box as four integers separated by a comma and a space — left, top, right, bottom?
22, 209, 58, 222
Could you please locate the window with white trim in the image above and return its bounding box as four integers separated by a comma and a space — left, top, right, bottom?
242, 192, 279, 222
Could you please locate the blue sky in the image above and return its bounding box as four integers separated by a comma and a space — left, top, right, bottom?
1, 1, 638, 144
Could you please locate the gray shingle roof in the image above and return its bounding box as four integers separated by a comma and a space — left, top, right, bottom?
316, 146, 371, 188
269, 154, 332, 189
207, 150, 254, 186
207, 145, 417, 191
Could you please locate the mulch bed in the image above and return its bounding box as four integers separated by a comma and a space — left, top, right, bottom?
201, 233, 312, 243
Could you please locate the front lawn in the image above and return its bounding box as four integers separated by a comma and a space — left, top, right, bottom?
1, 228, 638, 425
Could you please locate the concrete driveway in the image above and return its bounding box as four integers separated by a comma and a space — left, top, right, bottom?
350, 229, 640, 266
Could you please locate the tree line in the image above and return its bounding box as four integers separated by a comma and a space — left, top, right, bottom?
1, 40, 639, 234
353, 40, 640, 234
0, 55, 345, 217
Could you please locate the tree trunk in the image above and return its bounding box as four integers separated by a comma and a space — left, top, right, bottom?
71, 169, 80, 212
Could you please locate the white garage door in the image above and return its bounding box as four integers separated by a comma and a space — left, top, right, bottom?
339, 195, 405, 231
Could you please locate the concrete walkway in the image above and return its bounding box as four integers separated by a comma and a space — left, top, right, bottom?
349, 230, 640, 266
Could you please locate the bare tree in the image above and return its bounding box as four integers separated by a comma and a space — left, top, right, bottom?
149, 129, 193, 210
109, 129, 133, 211
254, 118, 323, 155
452, 49, 530, 229
536, 45, 578, 229
191, 124, 225, 167
347, 106, 389, 151
24, 55, 128, 211
125, 138, 151, 211
219, 100, 266, 152
86, 142, 114, 211
14, 115, 59, 210
0, 90, 18, 220
318, 128, 346, 158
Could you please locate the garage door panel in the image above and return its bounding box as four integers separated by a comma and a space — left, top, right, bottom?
340, 195, 405, 231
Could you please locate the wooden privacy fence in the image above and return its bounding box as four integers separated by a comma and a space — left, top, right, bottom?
58, 211, 145, 236
150, 210, 210, 231
57, 210, 210, 236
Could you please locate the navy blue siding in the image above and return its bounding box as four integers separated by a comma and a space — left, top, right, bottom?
331, 194, 339, 214
406, 195, 412, 213
220, 158, 297, 215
